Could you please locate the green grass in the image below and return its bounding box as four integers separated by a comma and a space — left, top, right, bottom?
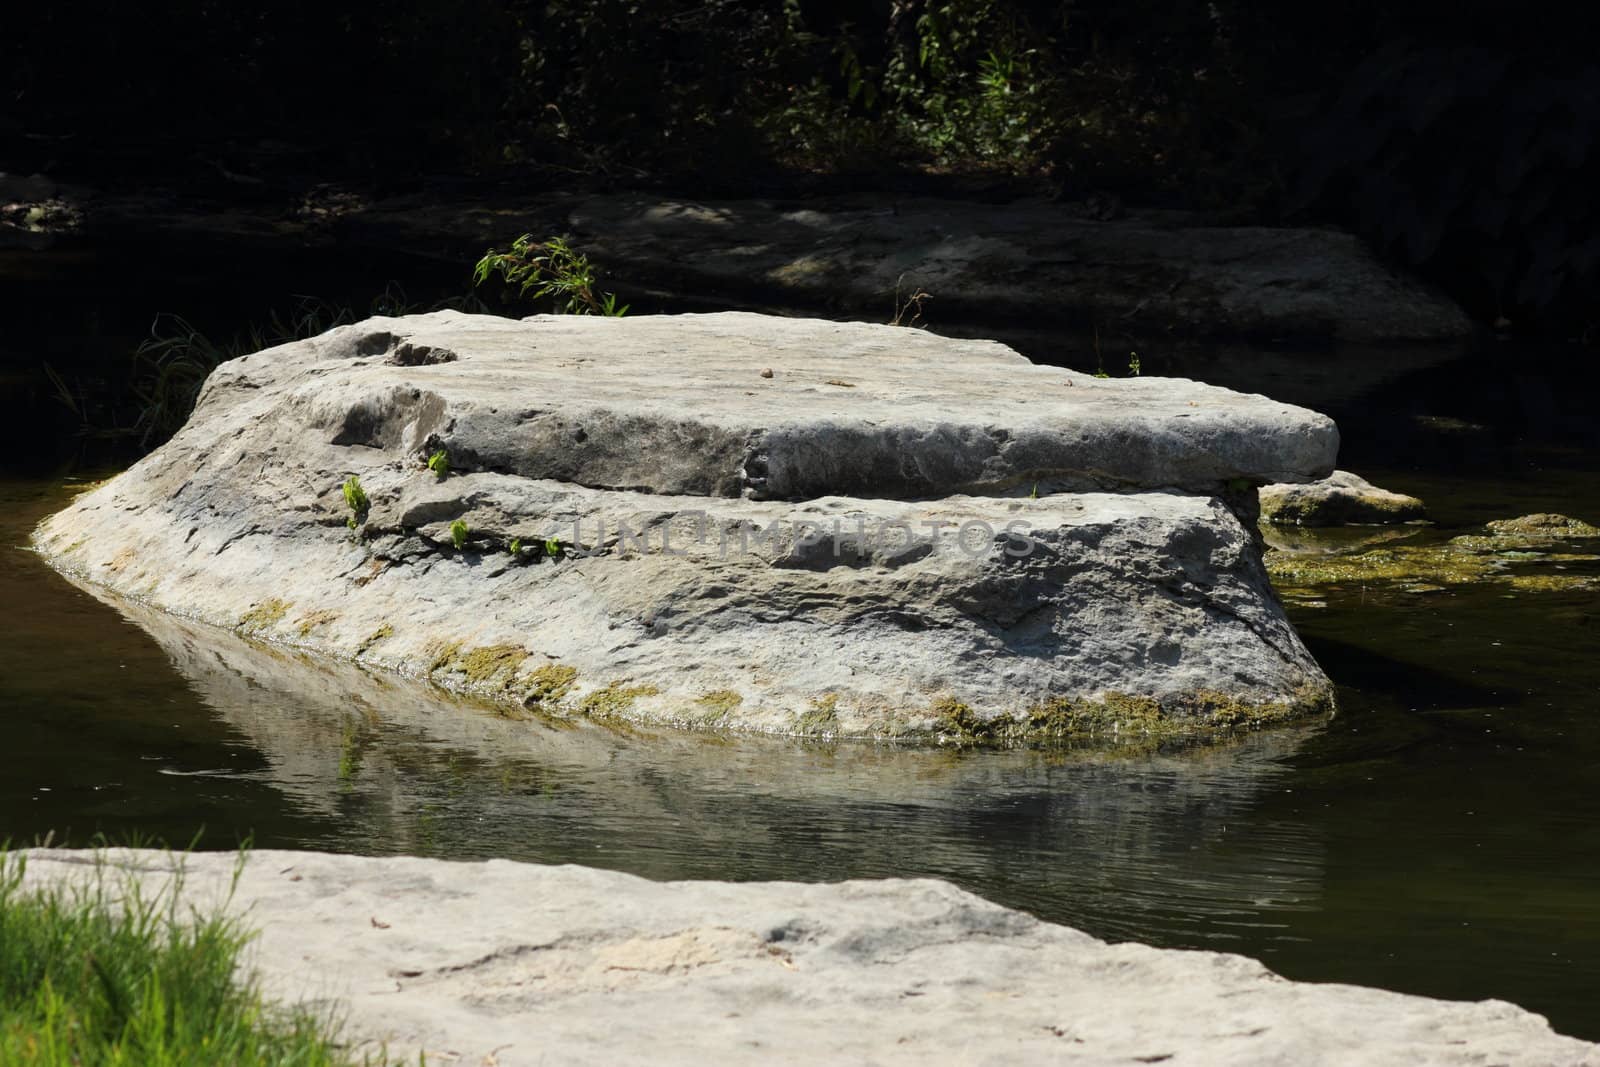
0, 850, 368, 1066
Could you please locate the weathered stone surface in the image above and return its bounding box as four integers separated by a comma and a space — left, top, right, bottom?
192, 310, 1333, 499
1259, 470, 1427, 526
566, 195, 1474, 343
18, 849, 1596, 1067
32, 312, 1334, 739
1485, 513, 1600, 538
35, 473, 1328, 741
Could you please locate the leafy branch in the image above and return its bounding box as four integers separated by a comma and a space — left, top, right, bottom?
473, 235, 629, 316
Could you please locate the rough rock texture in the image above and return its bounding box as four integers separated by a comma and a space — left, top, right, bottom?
565, 196, 1474, 343
33, 312, 1335, 739
185, 310, 1333, 499
17, 849, 1596, 1067
1485, 513, 1600, 538
1259, 470, 1427, 526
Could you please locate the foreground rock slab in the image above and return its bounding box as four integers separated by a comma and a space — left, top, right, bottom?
18, 850, 1595, 1067
34, 312, 1333, 740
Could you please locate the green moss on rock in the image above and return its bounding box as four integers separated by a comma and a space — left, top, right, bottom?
577, 681, 661, 720
237, 598, 290, 634
794, 694, 840, 735
695, 689, 743, 724
457, 644, 530, 686
425, 640, 463, 674
929, 686, 1331, 746
1484, 513, 1600, 538
295, 609, 339, 637
356, 624, 394, 656
523, 664, 579, 709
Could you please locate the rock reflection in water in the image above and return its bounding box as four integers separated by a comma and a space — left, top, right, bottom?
72, 578, 1329, 950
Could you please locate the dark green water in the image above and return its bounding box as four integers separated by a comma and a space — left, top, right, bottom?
4, 464, 1599, 1039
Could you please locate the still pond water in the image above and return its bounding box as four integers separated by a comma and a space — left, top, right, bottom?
4, 239, 1599, 1038
3, 455, 1599, 1039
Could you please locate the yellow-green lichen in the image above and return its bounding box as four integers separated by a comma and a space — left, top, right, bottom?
1260, 521, 1600, 598
1485, 513, 1600, 537
522, 664, 579, 709
794, 694, 840, 735
237, 598, 290, 634
456, 644, 530, 687
695, 689, 743, 724
576, 681, 661, 720
928, 685, 1332, 747
295, 609, 339, 637
425, 640, 463, 674
355, 624, 394, 656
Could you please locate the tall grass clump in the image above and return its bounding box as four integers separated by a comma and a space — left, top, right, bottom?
0, 850, 362, 1066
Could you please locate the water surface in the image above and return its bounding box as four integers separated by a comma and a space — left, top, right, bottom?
4, 466, 1599, 1039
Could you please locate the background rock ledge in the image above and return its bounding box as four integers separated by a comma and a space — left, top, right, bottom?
33, 313, 1334, 741
18, 849, 1597, 1067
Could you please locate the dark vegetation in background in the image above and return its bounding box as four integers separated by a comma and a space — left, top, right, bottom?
4, 1, 1598, 334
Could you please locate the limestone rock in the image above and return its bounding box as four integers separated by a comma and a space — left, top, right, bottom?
33, 312, 1334, 739
195, 310, 1334, 499
18, 849, 1597, 1067
1484, 513, 1600, 538
1259, 470, 1427, 526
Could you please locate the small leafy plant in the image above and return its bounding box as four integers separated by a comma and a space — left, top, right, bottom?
473, 235, 629, 316
1127, 352, 1141, 376
427, 449, 451, 480
341, 476, 370, 529
450, 519, 469, 550
509, 537, 523, 557
544, 536, 564, 558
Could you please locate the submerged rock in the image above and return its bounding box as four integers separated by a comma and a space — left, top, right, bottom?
18, 849, 1598, 1067
1259, 470, 1427, 526
1266, 521, 1600, 596
34, 311, 1337, 741
1484, 513, 1600, 538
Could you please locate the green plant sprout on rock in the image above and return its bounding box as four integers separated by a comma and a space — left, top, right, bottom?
509, 538, 523, 557
473, 235, 629, 316
341, 476, 369, 529
450, 519, 469, 550
544, 536, 564, 559
426, 449, 451, 480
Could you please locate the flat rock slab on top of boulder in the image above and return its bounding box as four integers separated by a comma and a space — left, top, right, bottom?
233, 310, 1338, 499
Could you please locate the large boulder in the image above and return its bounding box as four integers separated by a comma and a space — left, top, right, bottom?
17, 849, 1597, 1067
33, 312, 1338, 741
